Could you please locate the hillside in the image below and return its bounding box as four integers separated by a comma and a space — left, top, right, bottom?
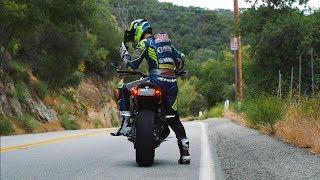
1, 67, 119, 135
109, 0, 233, 60
1, 0, 319, 141
0, 0, 234, 135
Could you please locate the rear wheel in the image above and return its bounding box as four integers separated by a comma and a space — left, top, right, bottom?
135, 109, 155, 166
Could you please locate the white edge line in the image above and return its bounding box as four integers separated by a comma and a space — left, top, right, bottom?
199, 122, 215, 180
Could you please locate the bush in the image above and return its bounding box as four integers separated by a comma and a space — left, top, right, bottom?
21, 114, 39, 133
300, 95, 320, 120
0, 118, 15, 135
206, 104, 224, 118
15, 81, 28, 103
178, 77, 207, 117
61, 89, 77, 103
93, 119, 103, 128
8, 61, 29, 81
189, 94, 207, 116
243, 95, 285, 129
59, 114, 80, 130
65, 71, 84, 87
33, 80, 49, 99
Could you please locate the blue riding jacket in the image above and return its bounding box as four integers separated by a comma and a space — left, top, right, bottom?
123, 33, 184, 79
122, 33, 185, 110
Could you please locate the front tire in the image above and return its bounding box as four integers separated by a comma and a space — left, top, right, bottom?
135, 109, 155, 166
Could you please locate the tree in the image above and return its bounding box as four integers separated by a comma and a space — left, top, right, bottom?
1, 0, 122, 88
109, 0, 232, 57
245, 0, 310, 8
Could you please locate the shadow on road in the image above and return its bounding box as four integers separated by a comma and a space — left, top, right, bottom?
115, 159, 176, 168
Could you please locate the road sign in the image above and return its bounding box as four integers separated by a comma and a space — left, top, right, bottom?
230, 38, 238, 51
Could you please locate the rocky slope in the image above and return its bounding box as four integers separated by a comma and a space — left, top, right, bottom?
0, 69, 119, 135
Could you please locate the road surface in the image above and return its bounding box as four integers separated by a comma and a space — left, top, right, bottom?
1, 119, 319, 180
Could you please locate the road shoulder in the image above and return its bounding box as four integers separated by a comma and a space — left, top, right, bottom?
205, 118, 320, 180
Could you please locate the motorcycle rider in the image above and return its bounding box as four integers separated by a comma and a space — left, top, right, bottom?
111, 19, 190, 164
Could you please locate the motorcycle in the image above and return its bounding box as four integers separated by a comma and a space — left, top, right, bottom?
111, 62, 186, 167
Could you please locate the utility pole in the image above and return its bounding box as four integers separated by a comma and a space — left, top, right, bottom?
233, 0, 243, 101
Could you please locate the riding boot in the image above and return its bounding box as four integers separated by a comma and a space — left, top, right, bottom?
111, 111, 131, 136
178, 138, 191, 164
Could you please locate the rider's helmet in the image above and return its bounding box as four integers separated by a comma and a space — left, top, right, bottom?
124, 19, 152, 49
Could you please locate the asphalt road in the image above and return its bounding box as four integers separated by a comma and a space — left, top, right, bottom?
1, 119, 320, 180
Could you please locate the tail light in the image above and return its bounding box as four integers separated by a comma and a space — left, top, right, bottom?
130, 87, 162, 97
155, 89, 162, 96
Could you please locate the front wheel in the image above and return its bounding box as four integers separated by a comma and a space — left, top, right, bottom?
135, 109, 155, 166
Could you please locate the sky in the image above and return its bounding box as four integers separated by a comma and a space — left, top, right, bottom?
158, 0, 320, 10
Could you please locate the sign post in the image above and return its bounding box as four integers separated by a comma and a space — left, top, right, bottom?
230, 38, 238, 51
231, 38, 238, 102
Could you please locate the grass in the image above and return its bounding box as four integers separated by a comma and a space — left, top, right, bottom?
21, 114, 39, 133
226, 93, 320, 155
58, 114, 80, 130
15, 81, 29, 103
205, 103, 224, 118
243, 95, 285, 133
8, 61, 29, 81
111, 113, 120, 127
33, 80, 49, 99
61, 89, 77, 103
93, 119, 103, 128
54, 94, 75, 115
275, 95, 320, 154
0, 118, 15, 135
300, 96, 320, 120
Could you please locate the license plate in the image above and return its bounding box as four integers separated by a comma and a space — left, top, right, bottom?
138, 88, 155, 96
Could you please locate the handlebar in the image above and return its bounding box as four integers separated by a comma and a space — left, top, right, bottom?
116, 70, 148, 78
116, 69, 186, 78
112, 61, 187, 78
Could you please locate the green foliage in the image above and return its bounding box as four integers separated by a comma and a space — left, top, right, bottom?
300, 95, 320, 120
61, 89, 77, 103
1, 0, 122, 88
0, 0, 28, 42
21, 114, 39, 133
65, 71, 85, 88
8, 38, 22, 54
245, 0, 310, 8
178, 77, 207, 117
8, 61, 29, 81
243, 95, 285, 129
110, 0, 232, 57
0, 118, 15, 135
206, 104, 224, 118
240, 7, 320, 95
190, 49, 218, 62
58, 115, 80, 130
14, 81, 28, 103
33, 81, 49, 99
190, 58, 234, 106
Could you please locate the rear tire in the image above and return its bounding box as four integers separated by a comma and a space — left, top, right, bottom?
135, 110, 155, 167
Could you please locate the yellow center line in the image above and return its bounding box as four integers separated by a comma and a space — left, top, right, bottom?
0, 130, 107, 153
